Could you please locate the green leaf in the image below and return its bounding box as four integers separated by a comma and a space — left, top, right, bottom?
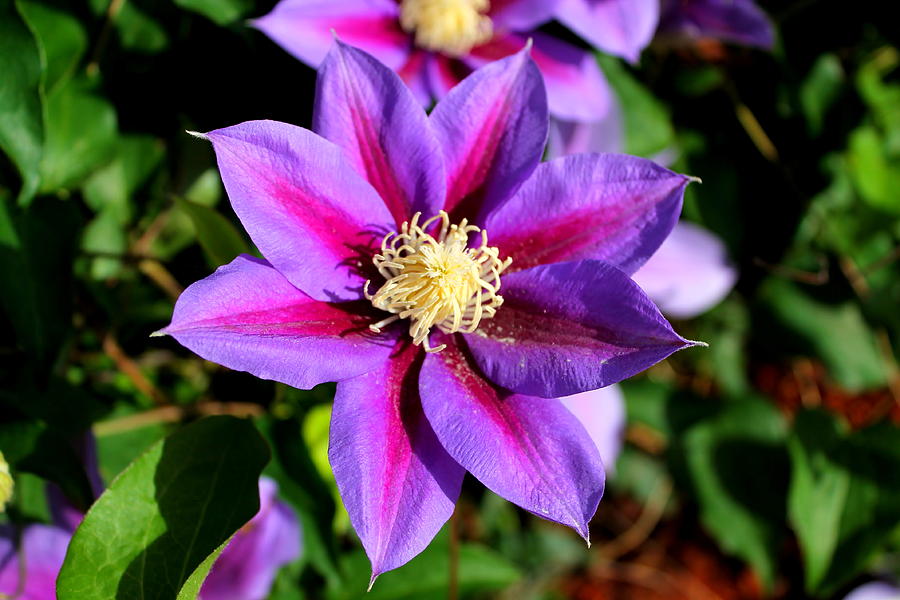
847, 125, 897, 213
82, 134, 166, 224
789, 411, 900, 596
596, 53, 675, 157
176, 196, 252, 267
82, 208, 127, 279
800, 54, 844, 137
0, 0, 45, 203
757, 278, 887, 391
17, 0, 88, 94
57, 416, 270, 600
175, 541, 228, 600
0, 197, 81, 372
678, 397, 789, 590
39, 76, 118, 194
174, 0, 253, 25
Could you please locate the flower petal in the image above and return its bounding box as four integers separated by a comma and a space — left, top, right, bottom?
658, 0, 775, 50
252, 0, 409, 70
488, 0, 559, 31
203, 120, 393, 301
464, 260, 697, 398
469, 33, 613, 123
546, 106, 624, 160
555, 0, 659, 63
560, 385, 626, 472
314, 41, 446, 227
430, 45, 547, 222
632, 221, 737, 318
420, 339, 604, 540
485, 153, 690, 275
330, 341, 464, 580
0, 525, 71, 599
201, 478, 301, 600
162, 255, 393, 389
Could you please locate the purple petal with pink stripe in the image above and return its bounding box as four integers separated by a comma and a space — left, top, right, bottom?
204, 120, 393, 302
252, 0, 409, 70
314, 41, 445, 227
484, 153, 690, 276
330, 341, 464, 581
430, 47, 547, 222
163, 255, 394, 389
555, 0, 659, 63
464, 260, 697, 398
420, 338, 604, 540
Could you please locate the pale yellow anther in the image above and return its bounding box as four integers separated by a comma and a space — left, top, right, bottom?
366, 211, 511, 353
0, 451, 13, 513
400, 0, 493, 56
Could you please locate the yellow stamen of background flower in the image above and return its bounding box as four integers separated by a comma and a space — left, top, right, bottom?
366, 211, 511, 353
0, 451, 13, 513
399, 0, 493, 56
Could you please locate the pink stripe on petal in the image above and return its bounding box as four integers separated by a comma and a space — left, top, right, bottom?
485, 153, 691, 275
205, 120, 393, 302
430, 46, 547, 223
420, 337, 604, 540
330, 341, 464, 579
164, 255, 393, 389
464, 260, 697, 398
315, 41, 445, 227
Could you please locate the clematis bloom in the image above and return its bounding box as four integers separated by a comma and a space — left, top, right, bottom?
844, 582, 900, 600
656, 0, 775, 50
163, 41, 699, 581
252, 0, 659, 140
201, 477, 302, 600
0, 525, 70, 600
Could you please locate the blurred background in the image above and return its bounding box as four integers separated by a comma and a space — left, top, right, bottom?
1, 0, 900, 598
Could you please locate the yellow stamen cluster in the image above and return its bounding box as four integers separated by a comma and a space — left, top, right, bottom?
366, 211, 511, 353
399, 0, 493, 56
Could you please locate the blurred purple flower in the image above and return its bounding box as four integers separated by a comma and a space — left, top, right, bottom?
252, 0, 660, 145
844, 581, 900, 600
657, 0, 775, 50
201, 477, 302, 600
633, 221, 737, 319
0, 524, 70, 600
561, 385, 626, 472
163, 42, 698, 580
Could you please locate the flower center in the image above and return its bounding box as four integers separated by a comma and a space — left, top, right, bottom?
366, 211, 511, 353
399, 0, 493, 56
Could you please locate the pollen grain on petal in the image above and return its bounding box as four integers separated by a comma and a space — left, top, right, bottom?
365, 211, 511, 352
399, 0, 493, 56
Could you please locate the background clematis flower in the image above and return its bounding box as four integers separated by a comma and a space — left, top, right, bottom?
656, 0, 775, 50
843, 581, 900, 600
0, 524, 71, 600
561, 385, 626, 473
251, 0, 657, 150
632, 220, 737, 319
162, 41, 700, 581
201, 477, 302, 600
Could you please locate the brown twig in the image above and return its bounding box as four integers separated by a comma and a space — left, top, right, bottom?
103, 332, 170, 405
138, 259, 183, 301
93, 401, 265, 436
753, 256, 829, 285
598, 479, 673, 560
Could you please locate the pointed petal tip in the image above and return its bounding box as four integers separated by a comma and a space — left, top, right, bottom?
149, 329, 168, 338
685, 174, 703, 184
185, 130, 209, 141
367, 572, 379, 592
686, 338, 709, 349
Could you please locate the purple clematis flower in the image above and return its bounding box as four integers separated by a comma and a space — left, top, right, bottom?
656, 0, 775, 50
844, 581, 900, 600
163, 41, 699, 581
561, 385, 626, 473
632, 221, 737, 319
252, 0, 659, 140
0, 524, 70, 600
201, 477, 302, 600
